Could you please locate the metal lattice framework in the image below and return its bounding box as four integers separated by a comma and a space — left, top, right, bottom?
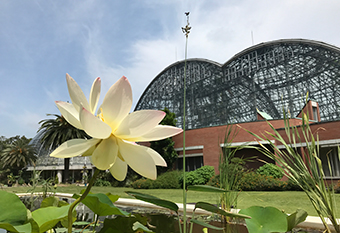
29, 131, 91, 168
135, 39, 340, 130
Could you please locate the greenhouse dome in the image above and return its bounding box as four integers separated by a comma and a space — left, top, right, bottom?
135, 39, 340, 130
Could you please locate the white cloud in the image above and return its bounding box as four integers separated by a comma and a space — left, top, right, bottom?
2, 0, 340, 138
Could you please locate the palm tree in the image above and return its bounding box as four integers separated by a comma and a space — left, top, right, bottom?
37, 114, 90, 183
1, 137, 37, 175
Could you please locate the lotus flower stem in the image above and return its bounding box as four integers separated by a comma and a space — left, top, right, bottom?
68, 168, 100, 233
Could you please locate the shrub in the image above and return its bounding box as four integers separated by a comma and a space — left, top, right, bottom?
152, 170, 181, 189
179, 171, 202, 188
207, 174, 220, 188
256, 163, 284, 179
285, 178, 303, 191
131, 170, 182, 189
179, 166, 215, 188
131, 178, 154, 189
94, 178, 111, 187
239, 171, 287, 191
195, 166, 215, 183
18, 177, 25, 185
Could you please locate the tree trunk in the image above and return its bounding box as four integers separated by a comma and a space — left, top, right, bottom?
64, 158, 70, 183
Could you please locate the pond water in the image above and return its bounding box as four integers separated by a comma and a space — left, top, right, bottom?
17, 195, 324, 233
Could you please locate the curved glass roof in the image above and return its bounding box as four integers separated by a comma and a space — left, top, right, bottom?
135, 39, 340, 130
29, 131, 91, 168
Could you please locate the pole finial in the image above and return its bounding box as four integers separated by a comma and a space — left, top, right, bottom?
182, 12, 191, 38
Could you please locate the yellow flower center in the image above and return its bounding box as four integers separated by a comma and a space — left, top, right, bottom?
98, 108, 105, 122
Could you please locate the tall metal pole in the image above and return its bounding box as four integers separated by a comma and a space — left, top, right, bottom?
181, 12, 191, 233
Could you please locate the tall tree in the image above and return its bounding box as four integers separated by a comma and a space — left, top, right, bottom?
1, 136, 37, 175
37, 114, 90, 183
150, 108, 178, 173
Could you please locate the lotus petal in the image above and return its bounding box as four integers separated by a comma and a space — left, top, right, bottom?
92, 136, 118, 170
146, 147, 167, 167
117, 139, 157, 180
66, 74, 90, 112
50, 139, 100, 158
82, 144, 96, 157
128, 125, 183, 142
89, 77, 101, 114
100, 76, 132, 131
114, 110, 165, 139
109, 156, 128, 181
80, 107, 112, 139
55, 101, 83, 129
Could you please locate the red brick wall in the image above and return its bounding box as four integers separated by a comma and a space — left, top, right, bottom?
172, 118, 303, 172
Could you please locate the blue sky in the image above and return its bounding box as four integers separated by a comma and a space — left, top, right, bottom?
1, 0, 340, 138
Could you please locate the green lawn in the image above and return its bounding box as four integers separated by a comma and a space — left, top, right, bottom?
4, 185, 340, 217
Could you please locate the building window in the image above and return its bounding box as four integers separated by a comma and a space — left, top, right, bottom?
320, 147, 340, 177
177, 156, 203, 171
312, 106, 318, 121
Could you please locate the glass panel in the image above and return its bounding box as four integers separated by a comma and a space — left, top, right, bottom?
320, 147, 340, 177
135, 41, 340, 129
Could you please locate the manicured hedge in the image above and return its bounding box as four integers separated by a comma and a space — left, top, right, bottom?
131, 170, 181, 189
131, 166, 215, 189
207, 171, 302, 191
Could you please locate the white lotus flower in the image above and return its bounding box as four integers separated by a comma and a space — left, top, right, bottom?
51, 74, 183, 181
55, 74, 101, 130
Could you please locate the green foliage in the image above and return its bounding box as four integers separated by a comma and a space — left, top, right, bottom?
158, 107, 177, 126
249, 108, 340, 233
94, 178, 112, 187
287, 209, 308, 231
131, 178, 155, 189
37, 114, 90, 150
36, 114, 90, 183
99, 215, 151, 233
195, 165, 216, 182
187, 185, 227, 193
1, 136, 36, 175
206, 174, 220, 187
126, 189, 250, 232
179, 171, 202, 188
126, 191, 179, 212
131, 170, 181, 189
195, 202, 250, 219
73, 192, 127, 216
0, 190, 75, 233
209, 172, 294, 191
7, 173, 18, 185
218, 125, 251, 213
0, 191, 28, 227
239, 171, 287, 191
256, 163, 284, 179
240, 206, 288, 233
239, 206, 307, 233
179, 166, 215, 188
150, 108, 178, 173
152, 170, 181, 189
41, 178, 56, 198
334, 180, 340, 193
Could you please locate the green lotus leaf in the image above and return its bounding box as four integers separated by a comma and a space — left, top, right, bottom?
190, 219, 224, 230
126, 191, 179, 212
287, 209, 308, 231
32, 205, 70, 233
73, 193, 128, 216
187, 185, 228, 193
0, 191, 33, 232
195, 202, 251, 219
239, 206, 288, 233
